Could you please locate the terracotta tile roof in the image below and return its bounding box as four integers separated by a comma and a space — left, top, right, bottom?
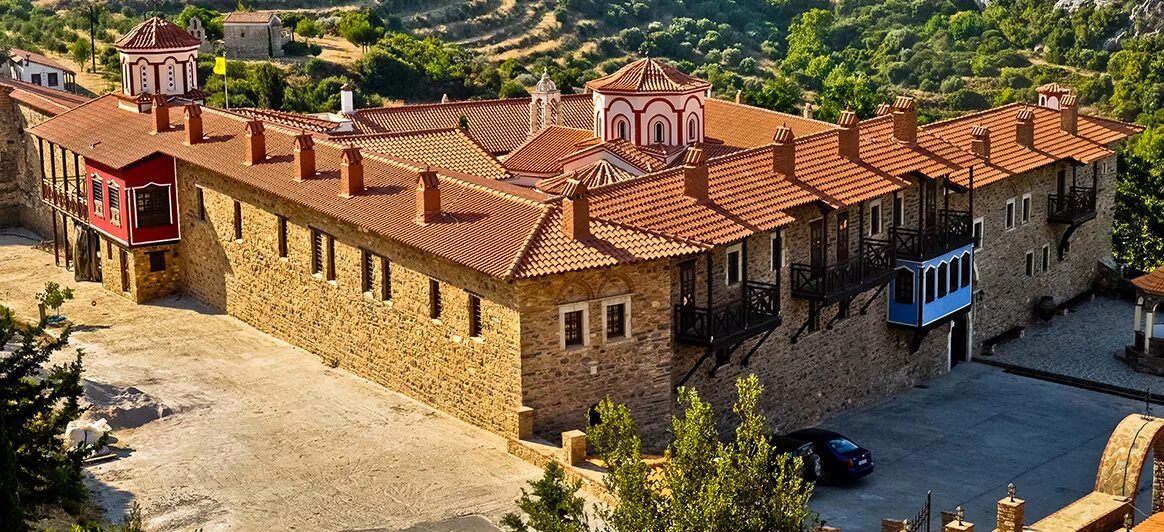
793, 130, 908, 206
703, 98, 837, 149
0, 77, 88, 115
340, 128, 508, 180
536, 160, 634, 194
559, 138, 663, 174
855, 115, 977, 183
585, 58, 710, 93
223, 11, 278, 24
1078, 114, 1146, 145
585, 145, 826, 245
8, 48, 73, 74
1133, 266, 1164, 296
922, 104, 1124, 188
502, 126, 597, 176
349, 94, 594, 154
231, 108, 342, 133
114, 17, 201, 50
1135, 512, 1164, 531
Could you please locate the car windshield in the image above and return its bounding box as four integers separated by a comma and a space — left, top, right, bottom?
827, 438, 859, 454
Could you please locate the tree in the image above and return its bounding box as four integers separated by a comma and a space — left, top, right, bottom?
0, 306, 90, 529
247, 62, 286, 110
500, 462, 591, 532
68, 38, 92, 72
499, 80, 529, 99
816, 65, 886, 122
1114, 126, 1164, 272
744, 75, 801, 114
282, 12, 304, 42
783, 8, 833, 74
339, 12, 381, 53
295, 18, 321, 44
175, 4, 223, 40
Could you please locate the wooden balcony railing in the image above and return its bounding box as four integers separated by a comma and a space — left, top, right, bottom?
673, 280, 781, 347
790, 238, 895, 303
1047, 186, 1096, 224
891, 210, 974, 261
41, 180, 88, 221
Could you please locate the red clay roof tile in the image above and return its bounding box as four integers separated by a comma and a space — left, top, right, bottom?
8, 48, 73, 74
585, 58, 711, 93
502, 126, 597, 176
114, 17, 201, 50
0, 77, 88, 115
340, 128, 508, 180
1133, 266, 1164, 296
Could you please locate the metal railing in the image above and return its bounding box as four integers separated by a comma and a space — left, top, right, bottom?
891, 210, 973, 261
789, 238, 895, 301
1047, 186, 1096, 223
673, 280, 781, 346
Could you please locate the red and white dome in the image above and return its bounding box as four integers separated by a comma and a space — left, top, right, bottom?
585, 58, 711, 147
114, 17, 201, 98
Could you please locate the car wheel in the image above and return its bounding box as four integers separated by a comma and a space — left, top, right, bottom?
817, 469, 832, 486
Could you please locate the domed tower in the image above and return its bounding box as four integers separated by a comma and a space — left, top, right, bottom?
528, 71, 562, 138
114, 17, 202, 99
585, 58, 711, 147
1036, 82, 1072, 110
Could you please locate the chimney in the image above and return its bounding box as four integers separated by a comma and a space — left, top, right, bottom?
735, 90, 743, 104
416, 167, 441, 225
561, 178, 591, 241
1059, 93, 1078, 135
339, 146, 364, 197
244, 120, 265, 165
152, 94, 169, 134
1015, 108, 1035, 150
183, 103, 203, 145
803, 104, 814, 120
838, 110, 859, 159
340, 83, 355, 115
772, 126, 795, 179
293, 132, 315, 181
995, 484, 1024, 532
970, 126, 990, 159
0, 86, 13, 111
682, 146, 709, 204
875, 103, 892, 117
441, 93, 449, 104
891, 96, 917, 144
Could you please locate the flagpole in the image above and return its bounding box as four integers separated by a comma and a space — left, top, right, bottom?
223, 52, 229, 110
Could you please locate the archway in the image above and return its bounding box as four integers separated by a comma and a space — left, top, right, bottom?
1094, 413, 1164, 512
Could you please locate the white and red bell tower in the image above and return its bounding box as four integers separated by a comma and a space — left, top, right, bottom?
585, 58, 711, 147
114, 17, 202, 99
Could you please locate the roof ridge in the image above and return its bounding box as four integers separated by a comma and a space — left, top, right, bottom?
707, 98, 838, 129
354, 93, 591, 115
920, 102, 1025, 131
505, 205, 554, 280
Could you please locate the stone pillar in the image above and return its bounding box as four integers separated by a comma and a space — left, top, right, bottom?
1154, 448, 1164, 513
1135, 301, 1143, 333
562, 430, 587, 466
514, 406, 534, 440
880, 519, 906, 532
996, 485, 1024, 532
1148, 310, 1156, 354
945, 521, 973, 532
944, 507, 972, 532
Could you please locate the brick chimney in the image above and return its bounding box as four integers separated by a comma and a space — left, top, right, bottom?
293, 132, 315, 181
970, 125, 990, 159
772, 126, 795, 179
891, 96, 917, 144
1059, 93, 1078, 135
682, 146, 709, 204
1015, 108, 1035, 150
875, 103, 892, 117
244, 120, 266, 165
416, 167, 440, 225
0, 86, 13, 111
183, 104, 203, 145
339, 146, 364, 197
561, 178, 590, 241
995, 484, 1024, 532
152, 94, 169, 134
838, 110, 859, 159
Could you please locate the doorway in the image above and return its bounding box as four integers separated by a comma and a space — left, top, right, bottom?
119, 249, 130, 292
951, 314, 970, 366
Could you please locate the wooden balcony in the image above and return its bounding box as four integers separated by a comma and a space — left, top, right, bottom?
891, 210, 974, 262
790, 238, 895, 303
1047, 186, 1096, 225
41, 180, 88, 221
673, 280, 781, 348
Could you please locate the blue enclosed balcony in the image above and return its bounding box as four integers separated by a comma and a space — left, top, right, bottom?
888, 243, 973, 329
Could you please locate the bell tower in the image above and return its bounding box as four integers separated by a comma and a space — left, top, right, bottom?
114, 17, 202, 99
528, 71, 561, 138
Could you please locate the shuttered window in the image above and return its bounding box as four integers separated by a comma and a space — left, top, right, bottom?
311, 228, 324, 275
361, 249, 374, 293
380, 257, 391, 301
429, 279, 442, 319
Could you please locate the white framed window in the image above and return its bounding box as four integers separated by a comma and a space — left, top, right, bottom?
725, 243, 742, 285
868, 199, 883, 237
687, 116, 698, 141
602, 295, 631, 341
1021, 193, 1031, 224
614, 117, 629, 140
1025, 250, 1034, 276
1041, 244, 1050, 272
559, 302, 590, 349
770, 229, 784, 270
1005, 198, 1016, 231
973, 217, 984, 249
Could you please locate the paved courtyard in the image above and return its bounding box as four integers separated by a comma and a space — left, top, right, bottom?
986, 296, 1163, 393
0, 230, 536, 531
809, 362, 1153, 530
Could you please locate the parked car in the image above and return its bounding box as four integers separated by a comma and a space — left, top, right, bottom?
771, 435, 822, 483
784, 428, 873, 484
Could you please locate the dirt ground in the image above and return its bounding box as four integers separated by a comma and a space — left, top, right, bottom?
0, 228, 541, 531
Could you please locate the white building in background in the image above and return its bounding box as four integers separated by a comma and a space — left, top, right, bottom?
6, 48, 75, 92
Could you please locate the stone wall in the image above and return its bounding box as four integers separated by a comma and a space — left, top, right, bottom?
516, 259, 675, 445
175, 160, 525, 436
0, 97, 55, 236
97, 235, 182, 303
223, 23, 286, 59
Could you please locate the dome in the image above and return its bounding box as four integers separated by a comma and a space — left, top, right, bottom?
585, 58, 710, 94
535, 71, 558, 93
115, 17, 201, 51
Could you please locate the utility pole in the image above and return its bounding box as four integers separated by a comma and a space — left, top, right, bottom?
82, 0, 106, 72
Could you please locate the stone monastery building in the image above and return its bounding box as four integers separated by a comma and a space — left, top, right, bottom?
0, 18, 1144, 445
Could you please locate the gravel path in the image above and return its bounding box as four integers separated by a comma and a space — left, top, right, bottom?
0, 229, 537, 531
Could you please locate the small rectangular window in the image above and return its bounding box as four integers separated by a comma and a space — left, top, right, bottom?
1005, 198, 1016, 230
893, 195, 904, 227
564, 310, 584, 346
605, 302, 626, 339
91, 175, 104, 203
31, 73, 41, 85
973, 217, 984, 249
869, 200, 882, 236
961, 255, 971, 287
770, 230, 783, 271
1042, 244, 1050, 272
106, 240, 112, 259
1021, 193, 1031, 224
277, 216, 288, 258
429, 279, 442, 319
1025, 251, 1034, 276
726, 244, 741, 285
135, 185, 172, 228
147, 251, 165, 272
47, 72, 58, 87
325, 236, 335, 281
232, 200, 242, 240
311, 228, 324, 275
380, 257, 392, 301
925, 267, 936, 303
196, 187, 205, 221
361, 249, 374, 293
469, 294, 482, 338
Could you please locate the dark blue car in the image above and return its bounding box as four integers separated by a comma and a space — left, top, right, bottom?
784, 428, 873, 484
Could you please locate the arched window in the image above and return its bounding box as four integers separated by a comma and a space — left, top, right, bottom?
949, 256, 960, 292
937, 263, 948, 298
614, 117, 629, 140
688, 117, 697, 141
925, 267, 936, 303
961, 252, 972, 287
654, 122, 665, 143
139, 64, 149, 92
894, 268, 914, 304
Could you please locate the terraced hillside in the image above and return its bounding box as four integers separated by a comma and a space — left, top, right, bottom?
403, 0, 571, 62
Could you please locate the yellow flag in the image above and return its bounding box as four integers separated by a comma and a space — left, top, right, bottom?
213, 56, 226, 76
